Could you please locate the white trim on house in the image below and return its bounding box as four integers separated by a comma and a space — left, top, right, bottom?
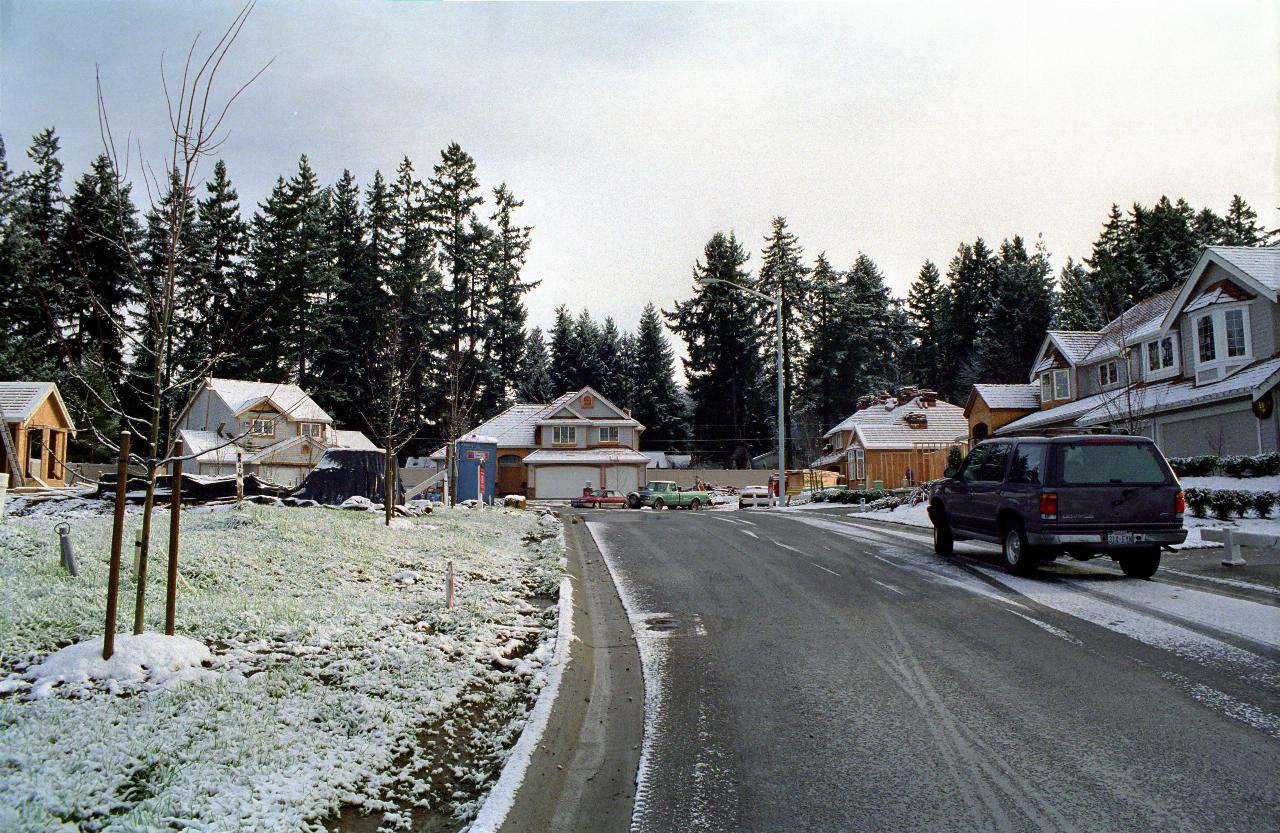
1190, 300, 1252, 384
1158, 246, 1280, 335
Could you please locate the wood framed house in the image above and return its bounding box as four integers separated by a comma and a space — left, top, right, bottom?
991, 245, 1280, 457
810, 390, 968, 489
433, 386, 649, 499
173, 378, 377, 488
0, 382, 77, 489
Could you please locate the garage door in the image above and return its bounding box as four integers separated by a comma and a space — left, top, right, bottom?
534, 466, 599, 499
606, 465, 640, 494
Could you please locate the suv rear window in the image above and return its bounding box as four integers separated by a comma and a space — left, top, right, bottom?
1057, 442, 1169, 485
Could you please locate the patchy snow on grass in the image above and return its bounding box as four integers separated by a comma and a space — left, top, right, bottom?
0, 503, 564, 833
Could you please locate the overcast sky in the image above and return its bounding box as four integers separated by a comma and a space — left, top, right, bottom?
2, 0, 1276, 343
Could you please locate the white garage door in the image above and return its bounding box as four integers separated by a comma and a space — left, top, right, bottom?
606, 465, 640, 494
535, 466, 599, 499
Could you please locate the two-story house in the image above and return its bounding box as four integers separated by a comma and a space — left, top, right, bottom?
432, 386, 649, 499
984, 245, 1280, 457
173, 377, 378, 488
810, 389, 969, 488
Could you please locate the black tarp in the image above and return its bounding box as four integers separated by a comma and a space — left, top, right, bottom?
96, 471, 290, 501
291, 449, 401, 506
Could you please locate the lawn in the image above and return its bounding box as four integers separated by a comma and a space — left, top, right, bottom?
0, 502, 564, 832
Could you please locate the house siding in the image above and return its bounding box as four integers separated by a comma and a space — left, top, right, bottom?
1154, 400, 1261, 457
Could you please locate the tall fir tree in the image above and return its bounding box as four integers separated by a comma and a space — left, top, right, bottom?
595, 316, 626, 402
548, 305, 580, 395
479, 184, 536, 413
516, 327, 554, 403
938, 238, 998, 399
755, 216, 809, 423
573, 309, 608, 393
905, 260, 945, 393
1055, 257, 1103, 330
795, 253, 851, 437
1221, 195, 1270, 246
968, 236, 1057, 384
629, 302, 689, 449
667, 231, 769, 467
14, 129, 66, 376
0, 135, 51, 378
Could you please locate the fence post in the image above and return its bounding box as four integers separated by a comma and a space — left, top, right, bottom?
166, 443, 183, 635
446, 560, 455, 609
104, 431, 131, 660
1221, 529, 1247, 566
235, 452, 244, 502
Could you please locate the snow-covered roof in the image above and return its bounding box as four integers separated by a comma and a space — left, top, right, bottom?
970, 384, 1040, 411
816, 396, 967, 456
993, 389, 1124, 435
333, 430, 378, 451
179, 429, 242, 463
1047, 331, 1103, 364
810, 448, 844, 468
1081, 288, 1181, 362
0, 381, 76, 430
1076, 356, 1280, 426
1208, 245, 1280, 295
205, 378, 331, 422
523, 448, 650, 465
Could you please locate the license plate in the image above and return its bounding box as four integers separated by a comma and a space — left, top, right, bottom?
1106, 531, 1136, 545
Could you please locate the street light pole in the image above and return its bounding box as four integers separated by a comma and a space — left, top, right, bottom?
695, 276, 787, 509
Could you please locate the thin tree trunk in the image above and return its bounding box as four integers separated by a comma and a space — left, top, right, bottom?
384, 436, 394, 526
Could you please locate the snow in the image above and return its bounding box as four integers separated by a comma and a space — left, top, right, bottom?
1180, 514, 1280, 549
0, 503, 564, 832
21, 633, 215, 699
1180, 475, 1280, 493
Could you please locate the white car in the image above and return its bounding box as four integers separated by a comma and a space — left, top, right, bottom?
738, 485, 771, 509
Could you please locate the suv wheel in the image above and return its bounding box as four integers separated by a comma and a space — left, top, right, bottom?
1001, 520, 1036, 575
931, 506, 954, 556
652, 498, 665, 510
1119, 547, 1161, 579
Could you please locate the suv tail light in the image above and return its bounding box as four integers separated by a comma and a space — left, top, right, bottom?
1175, 490, 1185, 516
1040, 491, 1058, 520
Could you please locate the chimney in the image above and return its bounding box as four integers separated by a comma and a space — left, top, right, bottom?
904, 412, 928, 429
919, 389, 937, 407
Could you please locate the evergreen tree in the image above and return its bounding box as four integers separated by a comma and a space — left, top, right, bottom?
1084, 204, 1147, 324
969, 236, 1057, 384
1055, 257, 1103, 330
573, 309, 608, 392
795, 253, 850, 435
844, 252, 898, 393
1221, 195, 1269, 246
937, 238, 998, 399
756, 216, 809, 422
0, 135, 51, 378
1131, 196, 1201, 294
629, 302, 689, 449
13, 129, 66, 375
548, 305, 580, 395
480, 184, 536, 410
595, 316, 626, 401
667, 232, 769, 467
905, 260, 945, 392
516, 327, 554, 403
183, 160, 252, 378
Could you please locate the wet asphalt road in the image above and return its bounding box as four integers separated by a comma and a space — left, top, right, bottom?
583, 507, 1280, 833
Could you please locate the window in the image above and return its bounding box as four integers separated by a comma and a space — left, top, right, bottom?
835, 433, 844, 450
498, 454, 523, 468
1052, 369, 1071, 401
249, 416, 275, 436
1006, 444, 1045, 485
853, 448, 865, 481
1058, 442, 1169, 485
960, 444, 998, 482
299, 422, 323, 438
581, 395, 594, 409
552, 426, 577, 445
1040, 373, 1052, 401
1145, 336, 1177, 377
1098, 361, 1118, 388
1197, 315, 1216, 363
598, 426, 620, 444
1225, 309, 1246, 357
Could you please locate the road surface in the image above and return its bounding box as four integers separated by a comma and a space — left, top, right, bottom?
580, 505, 1280, 833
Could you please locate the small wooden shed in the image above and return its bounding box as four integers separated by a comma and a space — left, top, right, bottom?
0, 381, 78, 488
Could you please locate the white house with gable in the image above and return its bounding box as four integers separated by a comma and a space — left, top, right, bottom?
173, 377, 377, 488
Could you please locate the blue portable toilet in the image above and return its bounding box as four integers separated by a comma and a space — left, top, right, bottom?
456, 433, 498, 504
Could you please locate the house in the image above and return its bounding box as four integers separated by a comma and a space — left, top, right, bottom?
810, 388, 968, 488
0, 381, 77, 488
173, 377, 378, 488
432, 387, 648, 499
990, 245, 1280, 456
964, 384, 1041, 442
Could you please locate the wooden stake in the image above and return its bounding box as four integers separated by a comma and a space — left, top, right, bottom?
104, 431, 130, 660
446, 560, 455, 609
384, 437, 394, 526
165, 443, 183, 635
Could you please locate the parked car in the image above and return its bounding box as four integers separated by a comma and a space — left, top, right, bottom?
928, 435, 1186, 577
738, 485, 771, 509
627, 480, 711, 510
571, 489, 629, 509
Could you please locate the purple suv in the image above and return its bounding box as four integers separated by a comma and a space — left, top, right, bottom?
928, 435, 1187, 577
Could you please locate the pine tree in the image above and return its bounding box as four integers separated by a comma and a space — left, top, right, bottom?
969, 236, 1057, 384
1132, 196, 1201, 294
0, 135, 51, 378
844, 252, 897, 393
481, 184, 536, 410
906, 260, 945, 392
795, 253, 849, 436
595, 316, 626, 402
185, 159, 253, 378
573, 309, 608, 392
756, 216, 809, 422
548, 305, 580, 395
629, 302, 689, 449
1221, 195, 1269, 246
938, 238, 998, 399
517, 327, 554, 403
667, 232, 769, 467
1055, 257, 1103, 330
13, 129, 66, 375
1085, 204, 1152, 322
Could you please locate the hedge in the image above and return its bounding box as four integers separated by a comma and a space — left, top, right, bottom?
1183, 486, 1280, 520
1169, 452, 1280, 478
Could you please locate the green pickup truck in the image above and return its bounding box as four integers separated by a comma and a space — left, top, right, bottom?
627, 480, 711, 510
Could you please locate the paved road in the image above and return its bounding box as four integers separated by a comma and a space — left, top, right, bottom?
583, 506, 1280, 833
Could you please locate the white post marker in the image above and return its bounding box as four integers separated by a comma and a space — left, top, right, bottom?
235, 452, 244, 502
446, 560, 455, 609
1221, 528, 1246, 567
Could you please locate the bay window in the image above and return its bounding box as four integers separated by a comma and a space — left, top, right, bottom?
1192, 303, 1252, 382
1040, 368, 1071, 401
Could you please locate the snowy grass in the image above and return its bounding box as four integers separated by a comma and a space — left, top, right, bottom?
0, 503, 563, 832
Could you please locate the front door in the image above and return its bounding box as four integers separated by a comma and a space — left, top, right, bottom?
497, 455, 525, 495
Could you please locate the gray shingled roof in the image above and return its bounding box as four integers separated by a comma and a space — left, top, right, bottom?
1047, 331, 1103, 364
1210, 245, 1280, 295
0, 381, 75, 430
1082, 288, 1181, 362
972, 384, 1040, 410
207, 378, 331, 422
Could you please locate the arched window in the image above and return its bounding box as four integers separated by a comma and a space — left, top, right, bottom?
498, 454, 523, 467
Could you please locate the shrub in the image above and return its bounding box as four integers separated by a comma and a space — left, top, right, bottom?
1254, 453, 1280, 477
1219, 456, 1250, 478
1184, 487, 1210, 518
1209, 490, 1237, 521
1250, 491, 1277, 519
947, 445, 964, 471
1232, 490, 1253, 519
